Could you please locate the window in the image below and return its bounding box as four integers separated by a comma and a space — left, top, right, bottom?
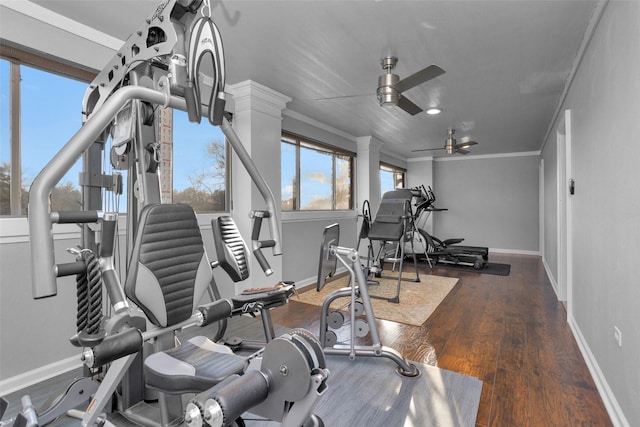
172, 109, 229, 212
1, 55, 89, 216
380, 162, 406, 196
281, 133, 354, 211
1, 47, 230, 216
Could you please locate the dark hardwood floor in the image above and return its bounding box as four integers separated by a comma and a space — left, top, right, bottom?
270, 253, 613, 427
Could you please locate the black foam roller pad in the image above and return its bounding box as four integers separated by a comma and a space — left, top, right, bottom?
208, 370, 269, 425
198, 299, 233, 326
91, 328, 142, 367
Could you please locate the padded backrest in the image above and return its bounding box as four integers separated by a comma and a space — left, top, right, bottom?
212, 216, 250, 282
367, 189, 414, 241
124, 204, 211, 328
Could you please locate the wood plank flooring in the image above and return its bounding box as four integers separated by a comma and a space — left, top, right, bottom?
270, 253, 613, 427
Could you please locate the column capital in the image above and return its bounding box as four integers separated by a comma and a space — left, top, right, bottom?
227, 80, 291, 119
356, 135, 383, 153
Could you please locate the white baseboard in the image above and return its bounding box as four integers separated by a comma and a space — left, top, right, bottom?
567, 315, 630, 427
489, 248, 540, 256
0, 354, 82, 396
541, 256, 559, 298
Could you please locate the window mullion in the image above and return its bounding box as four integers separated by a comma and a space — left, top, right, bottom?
332, 155, 336, 210
10, 62, 21, 215
295, 141, 300, 210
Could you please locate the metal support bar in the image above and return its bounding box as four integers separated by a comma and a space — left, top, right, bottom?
220, 117, 282, 256
29, 86, 186, 299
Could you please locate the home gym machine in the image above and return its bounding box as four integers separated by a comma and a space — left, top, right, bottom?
5, 1, 329, 426
409, 185, 488, 269
316, 224, 420, 377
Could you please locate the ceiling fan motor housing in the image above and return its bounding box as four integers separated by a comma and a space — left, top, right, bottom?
377, 73, 400, 107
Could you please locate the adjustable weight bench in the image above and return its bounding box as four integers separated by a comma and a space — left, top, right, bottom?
364, 189, 420, 303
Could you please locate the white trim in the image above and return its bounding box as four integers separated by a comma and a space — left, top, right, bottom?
282, 210, 357, 223
564, 109, 574, 318
0, 214, 220, 243
0, 0, 123, 50
489, 248, 540, 256
434, 151, 541, 162
407, 155, 435, 162
0, 216, 132, 244
283, 109, 358, 142
568, 315, 630, 427
0, 354, 82, 396
542, 255, 559, 299
539, 158, 545, 260
227, 80, 291, 119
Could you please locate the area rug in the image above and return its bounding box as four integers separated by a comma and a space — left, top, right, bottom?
295, 274, 459, 326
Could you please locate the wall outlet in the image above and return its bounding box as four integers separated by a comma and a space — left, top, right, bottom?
613, 326, 622, 347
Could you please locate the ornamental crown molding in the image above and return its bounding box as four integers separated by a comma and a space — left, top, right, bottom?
356, 136, 383, 152
227, 80, 291, 118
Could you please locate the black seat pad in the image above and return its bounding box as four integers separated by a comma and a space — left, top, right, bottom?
144, 336, 247, 394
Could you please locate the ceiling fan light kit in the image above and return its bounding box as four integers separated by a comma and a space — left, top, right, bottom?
375, 56, 446, 115
377, 72, 400, 107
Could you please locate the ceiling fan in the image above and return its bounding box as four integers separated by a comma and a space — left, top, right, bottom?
412, 129, 478, 155
318, 56, 445, 116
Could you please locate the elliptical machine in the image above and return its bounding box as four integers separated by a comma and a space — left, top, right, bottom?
408, 185, 489, 270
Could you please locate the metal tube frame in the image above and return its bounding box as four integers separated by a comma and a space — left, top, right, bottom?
320, 245, 419, 377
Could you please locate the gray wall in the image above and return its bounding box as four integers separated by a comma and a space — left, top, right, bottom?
0, 237, 79, 379
282, 217, 357, 285
541, 2, 639, 424
432, 154, 540, 252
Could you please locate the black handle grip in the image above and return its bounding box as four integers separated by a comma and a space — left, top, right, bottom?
51, 210, 100, 224
253, 248, 273, 276
56, 261, 86, 277
100, 217, 117, 258
210, 94, 226, 126
184, 81, 201, 124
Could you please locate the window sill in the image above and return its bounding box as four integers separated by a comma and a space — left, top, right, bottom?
0, 212, 229, 243
281, 209, 357, 223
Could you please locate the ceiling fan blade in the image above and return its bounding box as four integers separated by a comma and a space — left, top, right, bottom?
397, 96, 423, 115
456, 140, 478, 149
394, 65, 446, 93
411, 147, 443, 153
315, 93, 374, 101
455, 148, 470, 155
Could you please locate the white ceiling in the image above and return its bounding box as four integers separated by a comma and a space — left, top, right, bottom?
30, 0, 598, 159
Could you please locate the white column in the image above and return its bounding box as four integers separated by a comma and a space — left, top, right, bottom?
226, 80, 291, 292
355, 136, 383, 258
356, 136, 383, 216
